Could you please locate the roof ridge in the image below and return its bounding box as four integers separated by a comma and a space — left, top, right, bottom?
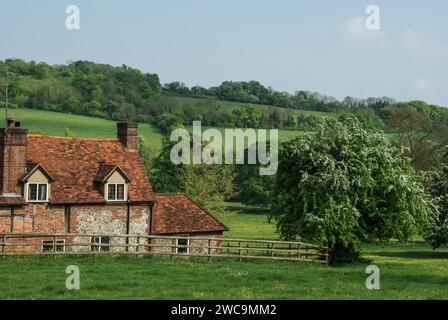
28, 134, 119, 141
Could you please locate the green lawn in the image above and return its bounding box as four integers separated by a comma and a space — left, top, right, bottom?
0, 242, 447, 299
1, 202, 446, 300
213, 202, 278, 239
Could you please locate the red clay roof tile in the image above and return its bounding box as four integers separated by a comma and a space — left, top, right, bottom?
26, 135, 153, 204
153, 193, 228, 235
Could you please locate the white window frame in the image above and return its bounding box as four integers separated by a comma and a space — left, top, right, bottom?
176, 235, 190, 254
26, 183, 49, 203
91, 236, 111, 252
42, 240, 65, 252
105, 183, 127, 202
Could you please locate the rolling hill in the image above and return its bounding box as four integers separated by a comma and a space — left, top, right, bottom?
1, 108, 305, 152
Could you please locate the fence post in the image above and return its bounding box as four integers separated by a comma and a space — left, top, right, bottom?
207, 239, 211, 261
1, 234, 5, 254
171, 238, 176, 261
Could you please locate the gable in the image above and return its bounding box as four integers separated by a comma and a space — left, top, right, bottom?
106, 170, 127, 184
26, 168, 49, 183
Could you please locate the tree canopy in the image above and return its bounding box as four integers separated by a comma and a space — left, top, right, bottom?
271, 118, 435, 263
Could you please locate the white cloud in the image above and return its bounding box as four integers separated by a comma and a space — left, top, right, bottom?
414, 78, 434, 92
340, 17, 382, 39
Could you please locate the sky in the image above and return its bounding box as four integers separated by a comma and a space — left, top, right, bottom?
1, 0, 447, 106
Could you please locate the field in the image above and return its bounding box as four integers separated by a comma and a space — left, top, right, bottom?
1, 202, 447, 300
1, 108, 306, 153
0, 244, 446, 300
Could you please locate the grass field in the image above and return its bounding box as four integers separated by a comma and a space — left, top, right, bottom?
1, 108, 306, 153
0, 202, 446, 300
2, 108, 165, 150
0, 242, 446, 300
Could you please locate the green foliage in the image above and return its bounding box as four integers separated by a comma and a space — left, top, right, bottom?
271, 118, 435, 263
150, 135, 236, 204
426, 166, 448, 248
63, 127, 73, 137
154, 113, 184, 134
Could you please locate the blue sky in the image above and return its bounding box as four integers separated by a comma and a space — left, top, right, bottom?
1, 0, 447, 106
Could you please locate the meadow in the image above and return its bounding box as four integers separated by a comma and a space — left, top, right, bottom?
1, 108, 306, 153
1, 201, 447, 300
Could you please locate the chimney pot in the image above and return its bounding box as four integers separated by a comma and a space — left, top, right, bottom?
15, 121, 21, 128
6, 119, 14, 128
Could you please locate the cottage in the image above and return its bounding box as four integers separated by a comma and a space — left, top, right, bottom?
0, 119, 228, 253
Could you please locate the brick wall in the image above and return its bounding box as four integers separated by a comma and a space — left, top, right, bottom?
0, 203, 151, 253
0, 127, 28, 195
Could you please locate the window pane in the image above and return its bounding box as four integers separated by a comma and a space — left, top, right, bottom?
101, 236, 110, 252
91, 237, 100, 252
177, 238, 188, 253
116, 184, 125, 200
28, 184, 37, 201
108, 184, 116, 200
56, 240, 65, 252
91, 236, 110, 252
38, 184, 47, 201
42, 240, 53, 252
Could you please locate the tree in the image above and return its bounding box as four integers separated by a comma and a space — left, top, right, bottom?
387, 104, 448, 171
271, 118, 434, 263
426, 166, 448, 248
150, 134, 236, 204
154, 113, 183, 134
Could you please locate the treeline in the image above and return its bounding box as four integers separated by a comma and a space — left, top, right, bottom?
0, 59, 160, 122
2, 59, 448, 134
163, 80, 398, 114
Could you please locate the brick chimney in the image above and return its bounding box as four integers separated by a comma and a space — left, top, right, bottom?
117, 122, 138, 151
0, 119, 28, 196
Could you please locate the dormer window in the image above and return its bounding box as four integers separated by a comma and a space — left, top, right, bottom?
21, 163, 54, 204
107, 183, 126, 201
27, 183, 48, 202
95, 164, 130, 202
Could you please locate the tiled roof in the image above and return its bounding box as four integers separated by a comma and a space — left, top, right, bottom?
94, 164, 130, 183
152, 193, 228, 235
26, 135, 153, 204
0, 196, 25, 206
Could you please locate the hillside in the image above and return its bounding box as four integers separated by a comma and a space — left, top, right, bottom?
1, 108, 304, 152
2, 108, 164, 150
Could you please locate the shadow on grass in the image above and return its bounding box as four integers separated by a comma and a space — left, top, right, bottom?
373, 250, 448, 260
223, 206, 270, 215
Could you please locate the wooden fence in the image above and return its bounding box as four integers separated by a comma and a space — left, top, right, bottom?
0, 233, 329, 265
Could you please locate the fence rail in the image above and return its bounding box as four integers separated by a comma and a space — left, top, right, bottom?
0, 233, 329, 265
